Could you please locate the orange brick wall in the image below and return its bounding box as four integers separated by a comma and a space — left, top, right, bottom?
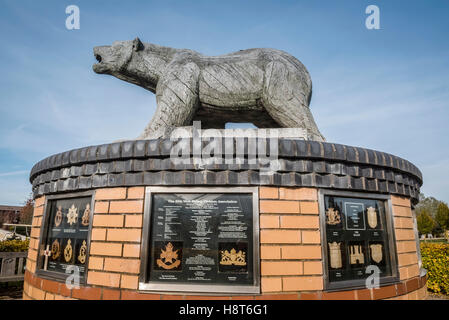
88, 187, 144, 290
259, 187, 323, 293
391, 195, 420, 281
25, 195, 45, 275
22, 186, 426, 300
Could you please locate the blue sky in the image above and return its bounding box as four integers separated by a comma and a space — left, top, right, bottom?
0, 0, 448, 206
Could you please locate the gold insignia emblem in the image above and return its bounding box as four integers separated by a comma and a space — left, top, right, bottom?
78, 240, 87, 264
54, 206, 63, 227
220, 248, 247, 266
67, 204, 78, 226
81, 204, 90, 226
156, 242, 181, 270
51, 239, 60, 260
328, 242, 342, 269
326, 208, 341, 225
367, 206, 378, 229
64, 239, 73, 263
370, 244, 383, 263
349, 245, 364, 265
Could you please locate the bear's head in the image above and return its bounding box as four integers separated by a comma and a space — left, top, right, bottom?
93, 37, 144, 75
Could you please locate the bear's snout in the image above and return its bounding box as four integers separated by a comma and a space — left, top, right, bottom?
93, 46, 112, 74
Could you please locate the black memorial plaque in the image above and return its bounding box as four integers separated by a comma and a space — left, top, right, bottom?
345, 202, 366, 230
42, 197, 91, 276
324, 195, 393, 285
148, 193, 254, 286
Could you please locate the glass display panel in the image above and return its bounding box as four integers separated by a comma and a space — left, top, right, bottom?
40, 197, 91, 278
324, 195, 392, 285
147, 193, 254, 286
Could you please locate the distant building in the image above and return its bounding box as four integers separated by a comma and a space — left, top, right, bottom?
0, 205, 23, 228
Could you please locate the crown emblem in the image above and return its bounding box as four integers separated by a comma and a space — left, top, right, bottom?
219, 248, 247, 266
81, 204, 90, 226
326, 208, 341, 225
67, 204, 78, 226
157, 242, 181, 270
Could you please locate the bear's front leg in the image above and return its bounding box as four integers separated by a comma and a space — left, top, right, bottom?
139, 62, 200, 139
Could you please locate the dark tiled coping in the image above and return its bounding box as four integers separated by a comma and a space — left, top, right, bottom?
29, 139, 422, 203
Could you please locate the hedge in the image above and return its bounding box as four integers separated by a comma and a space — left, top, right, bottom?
421, 242, 449, 294
0, 239, 30, 252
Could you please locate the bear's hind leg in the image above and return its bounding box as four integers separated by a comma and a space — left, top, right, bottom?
262, 61, 325, 141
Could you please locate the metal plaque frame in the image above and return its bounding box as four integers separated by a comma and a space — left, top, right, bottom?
139, 186, 260, 295
35, 190, 95, 284
318, 189, 400, 291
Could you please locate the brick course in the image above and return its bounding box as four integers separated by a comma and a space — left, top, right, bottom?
86, 187, 146, 293
23, 272, 427, 300
258, 187, 324, 295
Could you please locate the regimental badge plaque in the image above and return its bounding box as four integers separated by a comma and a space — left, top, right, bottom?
326, 208, 341, 226
218, 242, 248, 273
39, 195, 92, 279
370, 243, 383, 263
154, 241, 183, 271
142, 187, 260, 294
323, 193, 395, 288
367, 206, 379, 229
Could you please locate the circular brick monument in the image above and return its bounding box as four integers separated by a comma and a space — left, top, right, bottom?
23, 137, 427, 300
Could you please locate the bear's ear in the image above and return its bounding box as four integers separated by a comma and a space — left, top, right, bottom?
132, 37, 144, 52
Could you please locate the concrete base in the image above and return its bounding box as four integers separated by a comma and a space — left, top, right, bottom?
138, 126, 313, 141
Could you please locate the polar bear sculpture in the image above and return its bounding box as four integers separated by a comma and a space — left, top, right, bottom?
93, 38, 324, 141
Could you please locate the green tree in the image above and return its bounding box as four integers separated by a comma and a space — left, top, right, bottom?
417, 209, 435, 236
435, 202, 449, 230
